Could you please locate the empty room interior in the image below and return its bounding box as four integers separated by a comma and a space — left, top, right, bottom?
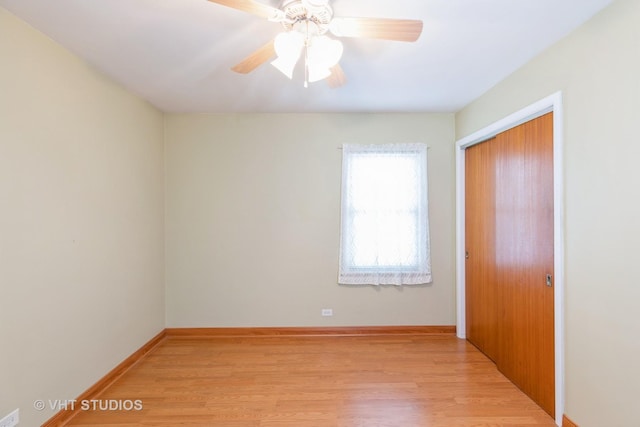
1, 0, 639, 426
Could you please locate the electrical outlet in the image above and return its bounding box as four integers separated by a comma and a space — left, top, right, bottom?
321, 308, 333, 317
0, 409, 19, 427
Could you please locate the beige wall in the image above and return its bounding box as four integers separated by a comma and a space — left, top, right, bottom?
456, 0, 640, 425
0, 8, 165, 426
165, 113, 456, 327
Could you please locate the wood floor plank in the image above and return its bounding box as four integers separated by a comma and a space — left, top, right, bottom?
66, 335, 556, 426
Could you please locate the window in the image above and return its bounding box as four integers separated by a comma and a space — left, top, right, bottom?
339, 143, 431, 285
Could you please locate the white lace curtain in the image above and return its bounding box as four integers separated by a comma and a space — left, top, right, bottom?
338, 143, 431, 286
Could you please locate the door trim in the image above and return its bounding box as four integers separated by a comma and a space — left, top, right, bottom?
455, 91, 565, 426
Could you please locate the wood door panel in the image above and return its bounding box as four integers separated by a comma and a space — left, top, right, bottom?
495, 112, 555, 417
465, 139, 498, 361
465, 112, 555, 418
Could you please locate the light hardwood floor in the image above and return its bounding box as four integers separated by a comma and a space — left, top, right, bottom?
67, 334, 557, 426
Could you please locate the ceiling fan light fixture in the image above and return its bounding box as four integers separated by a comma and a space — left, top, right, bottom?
273, 31, 305, 59
271, 31, 342, 84
307, 35, 343, 69
271, 31, 305, 78
305, 36, 342, 85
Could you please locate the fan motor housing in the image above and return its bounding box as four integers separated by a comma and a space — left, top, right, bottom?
280, 0, 333, 36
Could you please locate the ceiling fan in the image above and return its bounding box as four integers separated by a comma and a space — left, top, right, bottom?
207, 0, 423, 88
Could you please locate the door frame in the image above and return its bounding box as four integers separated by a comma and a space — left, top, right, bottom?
455, 91, 565, 426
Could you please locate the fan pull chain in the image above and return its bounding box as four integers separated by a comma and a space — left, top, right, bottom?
304, 47, 309, 88
304, 20, 309, 88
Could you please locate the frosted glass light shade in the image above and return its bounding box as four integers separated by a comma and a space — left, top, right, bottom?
308, 35, 343, 69
307, 35, 343, 83
271, 31, 305, 79
271, 32, 343, 84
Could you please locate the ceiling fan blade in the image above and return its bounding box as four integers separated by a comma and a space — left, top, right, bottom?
326, 64, 346, 88
207, 0, 281, 20
231, 40, 276, 74
330, 17, 423, 42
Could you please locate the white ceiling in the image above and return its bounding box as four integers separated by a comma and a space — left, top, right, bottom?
1, 0, 613, 113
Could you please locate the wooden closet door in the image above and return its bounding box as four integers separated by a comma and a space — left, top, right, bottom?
494, 112, 555, 417
465, 139, 498, 362
465, 112, 555, 418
